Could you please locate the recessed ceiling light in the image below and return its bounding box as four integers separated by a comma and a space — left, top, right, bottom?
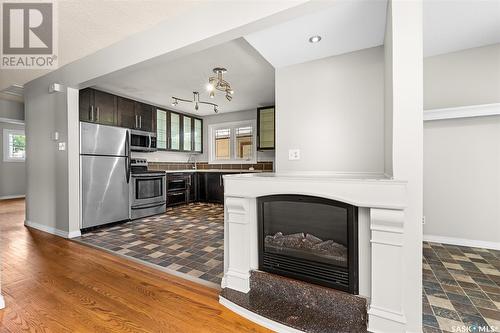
308, 35, 322, 43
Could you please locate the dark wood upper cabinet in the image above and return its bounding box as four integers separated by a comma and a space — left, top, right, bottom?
134, 102, 154, 132
79, 88, 117, 126
93, 90, 117, 126
117, 97, 136, 129
79, 88, 93, 122
257, 106, 275, 150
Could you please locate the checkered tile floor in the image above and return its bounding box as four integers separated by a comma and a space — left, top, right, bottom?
423, 242, 500, 333
76, 203, 224, 286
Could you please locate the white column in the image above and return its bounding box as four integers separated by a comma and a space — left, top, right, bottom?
368, 208, 406, 333
222, 196, 254, 292
388, 0, 423, 332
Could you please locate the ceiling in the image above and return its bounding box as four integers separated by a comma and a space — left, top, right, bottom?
244, 0, 388, 68
93, 38, 275, 116
423, 0, 500, 57
0, 0, 197, 98
1, 0, 499, 104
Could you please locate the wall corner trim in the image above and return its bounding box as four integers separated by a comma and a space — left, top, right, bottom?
24, 220, 81, 239
424, 234, 500, 251
423, 103, 500, 121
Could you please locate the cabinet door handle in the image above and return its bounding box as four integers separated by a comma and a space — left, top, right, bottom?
219, 174, 222, 186
96, 107, 100, 122
135, 115, 138, 129
139, 115, 142, 129
89, 105, 94, 122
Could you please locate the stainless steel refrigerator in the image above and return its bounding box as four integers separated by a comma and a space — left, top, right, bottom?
80, 122, 130, 228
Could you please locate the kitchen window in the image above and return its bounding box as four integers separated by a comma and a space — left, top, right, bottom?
209, 120, 256, 164
3, 129, 26, 162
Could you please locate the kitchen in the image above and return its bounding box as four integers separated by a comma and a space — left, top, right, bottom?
75, 38, 275, 287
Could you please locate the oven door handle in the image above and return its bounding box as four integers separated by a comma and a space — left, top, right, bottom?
132, 175, 165, 179
131, 201, 166, 210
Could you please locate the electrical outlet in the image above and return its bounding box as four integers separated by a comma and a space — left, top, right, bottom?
288, 149, 300, 160
58, 142, 66, 151
422, 216, 426, 224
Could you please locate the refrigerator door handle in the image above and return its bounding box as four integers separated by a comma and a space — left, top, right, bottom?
125, 130, 131, 184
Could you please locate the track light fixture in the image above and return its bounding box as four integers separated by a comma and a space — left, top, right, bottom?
171, 92, 219, 113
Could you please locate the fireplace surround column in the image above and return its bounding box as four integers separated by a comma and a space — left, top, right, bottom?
368, 208, 406, 332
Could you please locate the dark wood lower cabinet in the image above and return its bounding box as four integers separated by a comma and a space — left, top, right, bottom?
166, 172, 233, 207
205, 173, 225, 204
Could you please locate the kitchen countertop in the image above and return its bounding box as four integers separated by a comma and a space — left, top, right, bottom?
155, 169, 267, 174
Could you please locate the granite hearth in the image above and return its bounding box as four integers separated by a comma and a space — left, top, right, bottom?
221, 270, 367, 333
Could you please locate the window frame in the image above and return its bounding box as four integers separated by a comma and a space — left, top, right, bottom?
3, 128, 26, 162
208, 120, 257, 164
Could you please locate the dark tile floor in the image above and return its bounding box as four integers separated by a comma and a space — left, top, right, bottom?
75, 203, 224, 285
423, 242, 500, 333
76, 208, 500, 332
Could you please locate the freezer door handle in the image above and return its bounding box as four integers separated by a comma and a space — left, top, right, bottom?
125, 130, 130, 184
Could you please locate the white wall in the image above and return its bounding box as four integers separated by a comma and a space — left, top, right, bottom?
424, 43, 500, 110
275, 46, 385, 174
0, 98, 24, 121
423, 44, 500, 249
0, 122, 26, 198
201, 109, 274, 163
0, 98, 25, 199
424, 116, 500, 247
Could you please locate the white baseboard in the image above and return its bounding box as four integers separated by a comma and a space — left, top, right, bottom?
424, 234, 500, 250
25, 220, 81, 239
219, 296, 304, 333
0, 194, 25, 200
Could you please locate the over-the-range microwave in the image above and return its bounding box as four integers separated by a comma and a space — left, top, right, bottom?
130, 129, 157, 152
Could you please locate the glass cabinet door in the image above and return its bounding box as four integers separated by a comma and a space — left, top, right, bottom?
183, 116, 192, 151
258, 107, 275, 150
169, 112, 180, 150
156, 109, 167, 149
194, 118, 202, 152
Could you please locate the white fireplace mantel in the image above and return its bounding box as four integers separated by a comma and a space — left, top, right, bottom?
220, 173, 410, 333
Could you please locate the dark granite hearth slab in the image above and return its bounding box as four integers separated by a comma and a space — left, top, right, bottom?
220, 271, 368, 333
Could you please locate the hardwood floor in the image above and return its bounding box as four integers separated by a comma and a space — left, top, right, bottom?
0, 199, 270, 332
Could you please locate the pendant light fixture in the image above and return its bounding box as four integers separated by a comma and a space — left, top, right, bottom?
206, 67, 234, 101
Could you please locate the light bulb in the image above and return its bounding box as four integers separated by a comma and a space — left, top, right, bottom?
206, 83, 214, 92
209, 91, 215, 99
228, 89, 234, 95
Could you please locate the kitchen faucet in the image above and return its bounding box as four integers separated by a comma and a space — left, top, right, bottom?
188, 154, 197, 170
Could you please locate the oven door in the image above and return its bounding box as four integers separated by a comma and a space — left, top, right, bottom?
131, 174, 166, 207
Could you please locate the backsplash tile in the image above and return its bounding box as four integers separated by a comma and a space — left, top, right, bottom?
148, 161, 273, 172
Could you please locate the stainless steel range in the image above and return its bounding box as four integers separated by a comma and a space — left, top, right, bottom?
130, 159, 166, 220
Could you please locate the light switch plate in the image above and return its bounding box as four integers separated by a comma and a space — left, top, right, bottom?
288, 149, 300, 160
58, 142, 66, 151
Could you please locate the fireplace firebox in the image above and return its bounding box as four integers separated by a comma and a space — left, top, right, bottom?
257, 195, 358, 294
